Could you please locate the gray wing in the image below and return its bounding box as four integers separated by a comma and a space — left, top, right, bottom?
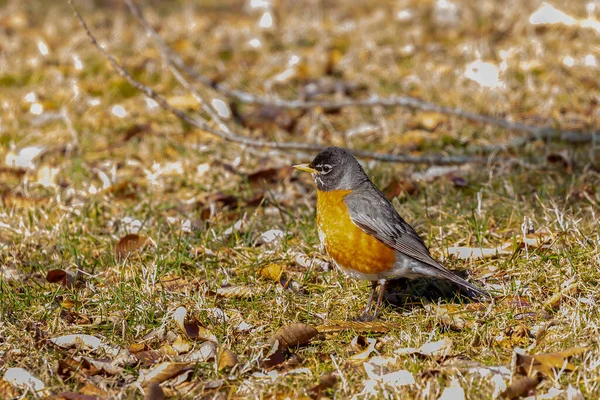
344, 186, 441, 269
344, 185, 489, 297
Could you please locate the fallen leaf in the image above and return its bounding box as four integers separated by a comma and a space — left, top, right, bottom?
270, 323, 319, 350
357, 362, 415, 397
500, 375, 541, 399
137, 362, 190, 386
144, 383, 165, 400
217, 348, 238, 372
516, 347, 588, 377
258, 263, 284, 281
396, 337, 453, 358
216, 285, 257, 299
438, 379, 465, 400
116, 234, 150, 260
57, 358, 100, 381
172, 306, 217, 342
446, 246, 509, 260
0, 379, 18, 399
383, 177, 418, 200
46, 269, 82, 288
3, 367, 46, 393
78, 383, 108, 398
177, 341, 217, 363
134, 350, 164, 366
308, 372, 338, 399
172, 335, 192, 354
260, 348, 286, 369
349, 338, 377, 362
49, 334, 120, 356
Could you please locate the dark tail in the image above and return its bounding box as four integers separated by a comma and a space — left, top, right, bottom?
436, 267, 491, 300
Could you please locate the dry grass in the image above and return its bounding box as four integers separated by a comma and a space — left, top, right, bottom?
1, 0, 599, 398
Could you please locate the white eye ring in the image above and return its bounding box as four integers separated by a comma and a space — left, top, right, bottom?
318, 164, 333, 175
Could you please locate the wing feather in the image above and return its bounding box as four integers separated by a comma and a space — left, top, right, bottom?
344, 186, 489, 297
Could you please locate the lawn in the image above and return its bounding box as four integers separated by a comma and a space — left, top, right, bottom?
0, 0, 599, 398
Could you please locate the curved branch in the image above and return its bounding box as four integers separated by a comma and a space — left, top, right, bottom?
68, 0, 501, 165
126, 0, 599, 144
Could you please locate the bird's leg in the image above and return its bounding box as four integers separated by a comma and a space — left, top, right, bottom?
356, 281, 378, 322
364, 281, 378, 315
372, 279, 389, 318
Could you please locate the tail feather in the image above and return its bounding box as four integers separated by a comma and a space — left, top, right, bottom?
435, 267, 490, 299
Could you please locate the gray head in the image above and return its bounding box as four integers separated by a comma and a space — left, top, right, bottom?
293, 147, 369, 191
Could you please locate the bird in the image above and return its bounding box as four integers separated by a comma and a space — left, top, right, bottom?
294, 146, 489, 320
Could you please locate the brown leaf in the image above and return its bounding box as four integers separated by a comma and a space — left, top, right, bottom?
134, 350, 165, 366
158, 274, 192, 292
102, 180, 143, 200
144, 383, 165, 400
270, 323, 318, 349
383, 177, 418, 200
138, 362, 190, 386
500, 375, 541, 399
0, 379, 18, 399
260, 348, 286, 369
46, 269, 82, 288
217, 348, 238, 372
172, 306, 217, 342
517, 347, 588, 377
308, 372, 338, 399
116, 234, 150, 260
122, 123, 152, 142
78, 383, 108, 398
317, 320, 392, 333
58, 358, 100, 382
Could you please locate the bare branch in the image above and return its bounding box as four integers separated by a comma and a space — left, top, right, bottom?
126, 0, 599, 145
68, 0, 499, 165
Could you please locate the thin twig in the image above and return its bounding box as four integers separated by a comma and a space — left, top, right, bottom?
69, 0, 498, 165
126, 0, 599, 144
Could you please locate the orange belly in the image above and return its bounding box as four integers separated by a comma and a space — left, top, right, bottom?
316, 190, 397, 275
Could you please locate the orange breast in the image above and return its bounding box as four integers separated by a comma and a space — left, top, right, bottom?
316, 190, 397, 275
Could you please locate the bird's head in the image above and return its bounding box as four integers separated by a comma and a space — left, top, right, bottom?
293, 147, 368, 191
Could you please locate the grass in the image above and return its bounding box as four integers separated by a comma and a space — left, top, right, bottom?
1, 0, 600, 398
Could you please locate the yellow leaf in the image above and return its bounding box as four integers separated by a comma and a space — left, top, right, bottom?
258, 263, 284, 281
217, 348, 238, 372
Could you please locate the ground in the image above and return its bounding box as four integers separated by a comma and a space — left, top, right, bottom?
0, 0, 599, 398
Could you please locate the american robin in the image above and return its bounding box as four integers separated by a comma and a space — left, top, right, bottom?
294, 146, 489, 320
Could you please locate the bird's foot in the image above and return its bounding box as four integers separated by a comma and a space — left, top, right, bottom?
354, 312, 377, 322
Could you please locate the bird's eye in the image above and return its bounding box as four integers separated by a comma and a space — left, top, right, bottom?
319, 164, 333, 175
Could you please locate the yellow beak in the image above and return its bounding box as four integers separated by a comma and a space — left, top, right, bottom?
293, 163, 318, 174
